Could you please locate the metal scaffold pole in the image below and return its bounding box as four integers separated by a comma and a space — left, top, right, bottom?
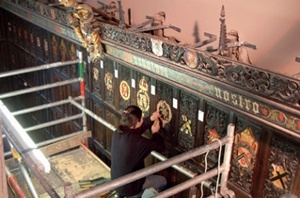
0, 114, 9, 198
0, 59, 80, 78
78, 51, 88, 132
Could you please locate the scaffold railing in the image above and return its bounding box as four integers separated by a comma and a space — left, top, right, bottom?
0, 55, 235, 197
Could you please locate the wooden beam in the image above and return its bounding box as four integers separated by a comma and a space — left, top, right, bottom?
40, 131, 92, 157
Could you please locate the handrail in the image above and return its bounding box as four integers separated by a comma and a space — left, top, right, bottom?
24, 113, 83, 132
0, 59, 80, 79
0, 100, 59, 197
12, 96, 82, 116
68, 97, 235, 197
0, 58, 84, 198
0, 56, 234, 198
0, 78, 81, 99
73, 124, 234, 198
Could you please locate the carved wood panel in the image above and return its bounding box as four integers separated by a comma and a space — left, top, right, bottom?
136, 73, 151, 117
36, 26, 43, 62
118, 64, 131, 110
156, 80, 175, 141
203, 103, 229, 168
43, 30, 50, 63
263, 135, 300, 197
103, 58, 115, 105
29, 25, 37, 58
93, 102, 105, 145
105, 109, 118, 152
229, 117, 262, 195
59, 38, 69, 76
91, 60, 101, 96
2, 10, 300, 198
16, 17, 24, 51
50, 33, 60, 62
178, 91, 199, 151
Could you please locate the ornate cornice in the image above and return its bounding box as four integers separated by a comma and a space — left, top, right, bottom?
2, 0, 299, 110
1, 0, 300, 137
100, 25, 300, 110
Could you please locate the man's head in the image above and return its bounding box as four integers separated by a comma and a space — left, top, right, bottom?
121, 105, 143, 129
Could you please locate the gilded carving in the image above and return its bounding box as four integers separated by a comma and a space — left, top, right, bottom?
156, 81, 173, 137
263, 136, 299, 197
270, 164, 288, 190
58, 0, 104, 62
180, 115, 192, 136
59, 39, 67, 61
93, 67, 99, 80
229, 119, 261, 193
69, 44, 77, 60
234, 127, 258, 170
51, 35, 58, 61
157, 100, 172, 127
178, 92, 198, 151
104, 72, 113, 92
120, 80, 130, 101
137, 76, 150, 113
100, 24, 300, 108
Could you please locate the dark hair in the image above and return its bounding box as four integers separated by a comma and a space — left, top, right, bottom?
120, 105, 142, 129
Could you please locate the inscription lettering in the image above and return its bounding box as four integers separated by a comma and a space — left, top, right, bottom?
214, 87, 259, 114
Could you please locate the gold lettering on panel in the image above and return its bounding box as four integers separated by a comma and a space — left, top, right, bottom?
214, 86, 259, 115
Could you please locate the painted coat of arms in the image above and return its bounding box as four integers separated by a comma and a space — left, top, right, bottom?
151, 38, 163, 57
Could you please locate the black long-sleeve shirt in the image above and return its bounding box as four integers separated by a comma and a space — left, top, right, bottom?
110, 117, 165, 196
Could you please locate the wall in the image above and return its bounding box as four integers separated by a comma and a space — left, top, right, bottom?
1, 2, 300, 197
87, 0, 300, 77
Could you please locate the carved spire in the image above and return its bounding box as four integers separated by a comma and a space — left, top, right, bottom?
218, 5, 227, 56
117, 0, 126, 29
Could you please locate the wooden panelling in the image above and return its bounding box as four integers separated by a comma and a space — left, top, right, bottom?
1, 9, 300, 198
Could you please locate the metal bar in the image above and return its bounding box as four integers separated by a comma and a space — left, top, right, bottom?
24, 114, 83, 132
19, 163, 39, 198
12, 96, 82, 116
151, 151, 197, 178
155, 165, 226, 198
0, 101, 59, 197
64, 182, 74, 198
220, 123, 235, 195
81, 96, 87, 132
0, 78, 81, 99
74, 137, 230, 197
69, 97, 116, 131
78, 51, 87, 132
0, 120, 9, 198
0, 101, 50, 173
0, 59, 80, 78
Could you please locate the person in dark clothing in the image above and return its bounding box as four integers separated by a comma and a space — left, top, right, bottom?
111, 105, 166, 198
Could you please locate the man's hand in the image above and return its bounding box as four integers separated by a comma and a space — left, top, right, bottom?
151, 119, 160, 133
150, 111, 160, 121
